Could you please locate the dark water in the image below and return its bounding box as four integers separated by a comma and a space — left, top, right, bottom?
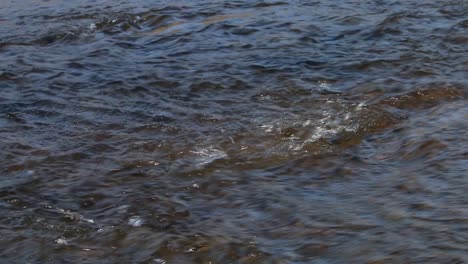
1, 0, 467, 263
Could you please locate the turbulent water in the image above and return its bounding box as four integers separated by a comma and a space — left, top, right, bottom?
1, 0, 467, 263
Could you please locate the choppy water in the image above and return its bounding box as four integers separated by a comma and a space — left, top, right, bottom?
1, 0, 467, 263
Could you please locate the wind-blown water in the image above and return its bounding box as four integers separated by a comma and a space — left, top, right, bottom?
1, 0, 467, 263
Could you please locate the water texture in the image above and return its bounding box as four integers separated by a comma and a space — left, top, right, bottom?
0, 0, 467, 263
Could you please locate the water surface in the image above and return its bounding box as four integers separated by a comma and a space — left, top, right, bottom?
1, 0, 467, 263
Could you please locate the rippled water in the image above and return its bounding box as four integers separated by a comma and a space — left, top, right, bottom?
1, 0, 467, 263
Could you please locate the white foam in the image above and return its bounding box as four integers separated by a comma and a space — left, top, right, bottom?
261, 124, 274, 132
57, 208, 94, 223
289, 108, 360, 150
55, 237, 68, 245
318, 80, 330, 89
191, 146, 227, 166
356, 101, 366, 111
128, 216, 144, 227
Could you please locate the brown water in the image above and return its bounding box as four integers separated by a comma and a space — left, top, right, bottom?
1, 0, 467, 263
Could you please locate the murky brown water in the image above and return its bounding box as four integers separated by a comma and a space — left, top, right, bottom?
1, 0, 467, 263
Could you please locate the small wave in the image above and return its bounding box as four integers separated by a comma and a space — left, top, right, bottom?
258, 101, 382, 153
190, 146, 228, 167
57, 208, 95, 224
378, 84, 465, 109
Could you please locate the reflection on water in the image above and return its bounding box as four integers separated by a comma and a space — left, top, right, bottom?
0, 0, 467, 263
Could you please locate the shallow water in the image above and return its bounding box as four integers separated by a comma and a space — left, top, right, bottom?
1, 0, 467, 263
